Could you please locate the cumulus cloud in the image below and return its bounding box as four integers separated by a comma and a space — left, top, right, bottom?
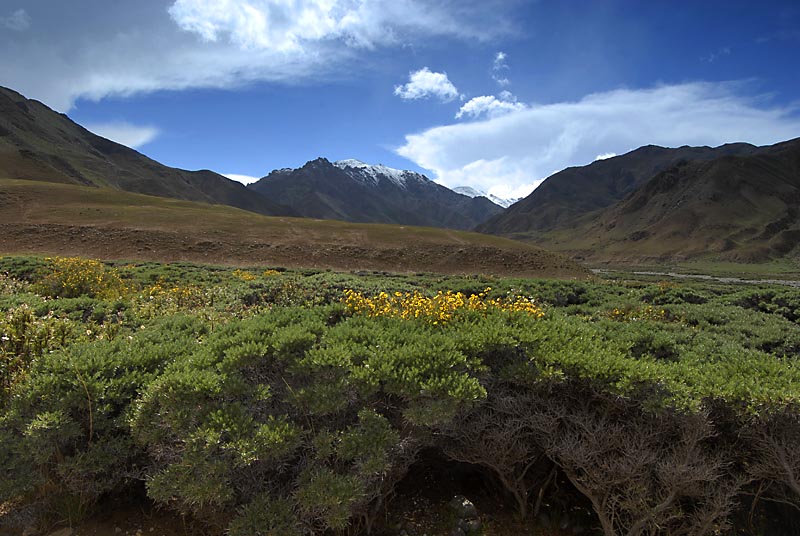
223, 173, 261, 185
0, 1, 511, 112
491, 51, 510, 86
456, 91, 525, 119
1, 8, 30, 31
84, 122, 160, 149
397, 82, 800, 198
394, 67, 460, 102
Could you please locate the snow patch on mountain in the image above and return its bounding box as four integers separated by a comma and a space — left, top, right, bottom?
453, 186, 483, 198
333, 159, 427, 188
453, 186, 518, 208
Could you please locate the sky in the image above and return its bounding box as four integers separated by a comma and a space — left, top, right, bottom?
2, 0, 800, 199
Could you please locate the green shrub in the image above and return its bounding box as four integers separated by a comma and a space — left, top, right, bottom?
0, 315, 205, 520
1, 304, 74, 403
228, 494, 302, 536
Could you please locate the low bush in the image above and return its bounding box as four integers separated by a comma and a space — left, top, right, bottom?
33, 257, 129, 300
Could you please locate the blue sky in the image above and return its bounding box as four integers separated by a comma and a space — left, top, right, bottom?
2, 0, 799, 198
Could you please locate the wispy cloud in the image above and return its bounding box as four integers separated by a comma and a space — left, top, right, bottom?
397, 82, 800, 199
394, 67, 460, 102
168, 0, 492, 51
491, 51, 510, 86
1, 8, 30, 31
84, 122, 160, 149
700, 46, 731, 63
0, 1, 513, 112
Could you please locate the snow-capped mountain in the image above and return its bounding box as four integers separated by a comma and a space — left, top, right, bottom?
249, 158, 504, 230
453, 186, 520, 209
332, 159, 427, 188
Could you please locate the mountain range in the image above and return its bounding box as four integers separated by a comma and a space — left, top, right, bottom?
249, 158, 503, 230
0, 85, 506, 232
0, 86, 294, 217
479, 138, 800, 263
2, 82, 798, 266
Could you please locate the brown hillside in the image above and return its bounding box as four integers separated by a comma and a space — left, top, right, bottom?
538, 138, 800, 263
477, 143, 759, 236
0, 179, 588, 278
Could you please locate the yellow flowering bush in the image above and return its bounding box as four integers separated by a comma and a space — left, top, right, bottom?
33, 257, 129, 299
232, 269, 258, 281
262, 269, 282, 277
342, 287, 544, 324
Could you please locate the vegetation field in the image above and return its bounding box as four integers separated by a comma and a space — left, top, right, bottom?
2, 256, 800, 535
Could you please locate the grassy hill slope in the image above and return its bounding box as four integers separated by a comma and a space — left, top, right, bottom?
0, 179, 588, 278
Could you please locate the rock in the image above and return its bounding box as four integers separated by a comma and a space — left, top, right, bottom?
114, 528, 123, 534
449, 529, 466, 536
46, 529, 74, 536
456, 518, 469, 531
448, 495, 478, 519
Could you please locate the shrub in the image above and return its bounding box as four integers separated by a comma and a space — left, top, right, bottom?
0, 315, 206, 521
1, 304, 73, 403
33, 257, 129, 299
228, 494, 302, 536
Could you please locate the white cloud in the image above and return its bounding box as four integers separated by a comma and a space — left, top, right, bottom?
594, 152, 617, 161
1, 8, 30, 31
397, 82, 800, 198
394, 67, 460, 102
224, 173, 261, 185
0, 1, 512, 112
456, 92, 525, 119
492, 50, 510, 86
169, 0, 501, 51
493, 51, 508, 70
84, 122, 160, 149
170, 0, 355, 51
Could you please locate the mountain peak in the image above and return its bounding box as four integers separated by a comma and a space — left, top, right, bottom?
307, 157, 332, 166
333, 159, 425, 188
